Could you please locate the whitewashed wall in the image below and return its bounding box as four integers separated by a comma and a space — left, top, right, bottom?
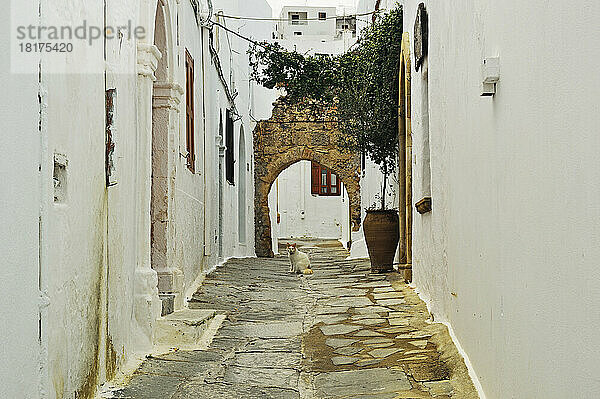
402, 1, 600, 398
40, 1, 114, 396
278, 6, 338, 38
274, 35, 356, 56
1, 0, 274, 397
270, 161, 351, 242
212, 0, 274, 261
0, 2, 41, 396
174, 0, 210, 307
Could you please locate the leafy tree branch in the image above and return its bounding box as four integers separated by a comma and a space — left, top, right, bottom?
249, 5, 403, 209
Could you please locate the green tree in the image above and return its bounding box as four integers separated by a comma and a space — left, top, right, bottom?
249, 5, 403, 209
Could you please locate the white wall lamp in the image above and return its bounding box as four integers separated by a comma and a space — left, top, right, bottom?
481, 57, 500, 96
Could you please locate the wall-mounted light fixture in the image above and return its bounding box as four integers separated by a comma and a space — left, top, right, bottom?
481, 57, 500, 96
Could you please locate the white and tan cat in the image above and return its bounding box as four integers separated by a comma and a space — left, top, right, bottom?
286, 243, 313, 275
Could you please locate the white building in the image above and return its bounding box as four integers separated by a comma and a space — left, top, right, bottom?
269, 160, 352, 250
267, 5, 359, 252
273, 5, 357, 56
367, 0, 600, 398
2, 0, 273, 397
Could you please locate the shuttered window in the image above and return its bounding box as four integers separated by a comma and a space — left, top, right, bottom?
225, 109, 235, 184
185, 50, 195, 173
311, 161, 340, 196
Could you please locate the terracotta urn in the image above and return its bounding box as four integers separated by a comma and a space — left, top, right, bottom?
363, 209, 400, 273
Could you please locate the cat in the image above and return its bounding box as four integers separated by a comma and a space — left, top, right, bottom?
286, 243, 313, 275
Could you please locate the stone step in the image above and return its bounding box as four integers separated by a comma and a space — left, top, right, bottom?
154, 308, 217, 349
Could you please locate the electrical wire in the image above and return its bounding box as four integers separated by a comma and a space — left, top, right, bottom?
216, 10, 381, 22
211, 20, 267, 48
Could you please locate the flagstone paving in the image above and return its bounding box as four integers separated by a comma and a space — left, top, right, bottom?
104, 239, 478, 399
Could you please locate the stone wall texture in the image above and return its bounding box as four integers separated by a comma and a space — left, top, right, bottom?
254, 100, 361, 257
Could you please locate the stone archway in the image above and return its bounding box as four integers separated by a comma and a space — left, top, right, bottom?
150, 0, 184, 314
254, 100, 361, 257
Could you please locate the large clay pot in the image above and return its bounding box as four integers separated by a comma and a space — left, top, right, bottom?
363, 210, 400, 273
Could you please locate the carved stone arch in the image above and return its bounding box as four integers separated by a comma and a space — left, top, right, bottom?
150, 0, 184, 314
254, 100, 361, 257
152, 0, 176, 82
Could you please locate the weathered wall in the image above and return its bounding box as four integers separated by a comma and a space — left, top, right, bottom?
2, 0, 275, 396
207, 0, 275, 264
2, 0, 273, 397
402, 0, 600, 398
39, 1, 113, 396
104, 0, 147, 386
254, 100, 361, 257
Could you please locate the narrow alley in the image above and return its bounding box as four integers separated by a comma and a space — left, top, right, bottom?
107, 240, 477, 399
5, 0, 600, 397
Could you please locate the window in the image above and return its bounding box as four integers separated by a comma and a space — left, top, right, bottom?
342, 24, 349, 29
289, 12, 307, 25
185, 49, 195, 173
293, 31, 302, 36
318, 12, 327, 20
225, 109, 234, 184
311, 162, 340, 196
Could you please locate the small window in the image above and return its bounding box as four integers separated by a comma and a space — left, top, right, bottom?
311, 161, 341, 196
342, 24, 349, 29
294, 31, 302, 36
318, 12, 327, 20
289, 12, 307, 25
185, 50, 195, 173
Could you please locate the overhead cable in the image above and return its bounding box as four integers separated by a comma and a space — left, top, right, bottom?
216, 10, 381, 22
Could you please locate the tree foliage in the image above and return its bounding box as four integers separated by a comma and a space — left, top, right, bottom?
249, 5, 403, 208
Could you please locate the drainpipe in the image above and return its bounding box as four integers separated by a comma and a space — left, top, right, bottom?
201, 26, 209, 259
195, 1, 212, 260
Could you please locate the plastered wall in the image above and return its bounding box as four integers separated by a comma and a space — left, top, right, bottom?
1, 0, 274, 397
0, 1, 40, 396
403, 1, 600, 397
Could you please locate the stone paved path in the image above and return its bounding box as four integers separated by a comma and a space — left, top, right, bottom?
107, 240, 478, 398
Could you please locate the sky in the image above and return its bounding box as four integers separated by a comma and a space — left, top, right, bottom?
265, 0, 357, 18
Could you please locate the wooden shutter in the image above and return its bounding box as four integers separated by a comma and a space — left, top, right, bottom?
225, 109, 235, 184
311, 162, 320, 194
185, 50, 195, 173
